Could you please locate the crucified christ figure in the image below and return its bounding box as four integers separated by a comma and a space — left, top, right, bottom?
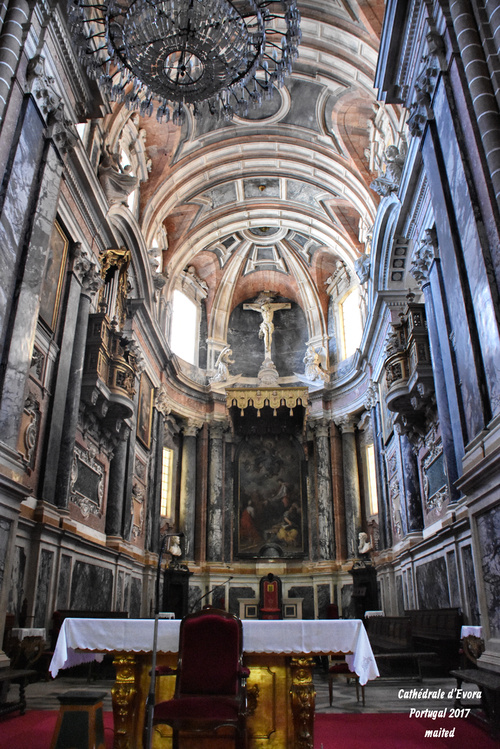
243, 293, 291, 360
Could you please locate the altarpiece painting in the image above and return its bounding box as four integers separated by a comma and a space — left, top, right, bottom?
236, 435, 306, 557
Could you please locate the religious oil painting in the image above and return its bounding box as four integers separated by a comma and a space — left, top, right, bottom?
236, 435, 305, 558
39, 220, 69, 330
137, 373, 154, 448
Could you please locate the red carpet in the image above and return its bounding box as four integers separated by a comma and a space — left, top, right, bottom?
314, 713, 500, 748
1, 710, 498, 748
0, 710, 114, 749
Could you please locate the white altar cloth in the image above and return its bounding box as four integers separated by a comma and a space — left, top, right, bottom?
49, 617, 379, 685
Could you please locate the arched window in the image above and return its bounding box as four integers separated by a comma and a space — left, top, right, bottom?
170, 289, 198, 365
339, 287, 364, 359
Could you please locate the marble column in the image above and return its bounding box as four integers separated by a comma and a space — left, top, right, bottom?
54, 250, 102, 509
106, 427, 130, 538
0, 0, 30, 124
337, 416, 361, 559
179, 420, 200, 562
397, 430, 424, 534
0, 140, 63, 446
330, 421, 346, 561
364, 382, 392, 549
411, 230, 461, 501
313, 419, 335, 560
207, 422, 225, 562
41, 258, 86, 504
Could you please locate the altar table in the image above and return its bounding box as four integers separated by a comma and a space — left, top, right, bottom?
50, 618, 378, 749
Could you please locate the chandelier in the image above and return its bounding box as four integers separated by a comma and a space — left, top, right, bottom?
69, 0, 301, 124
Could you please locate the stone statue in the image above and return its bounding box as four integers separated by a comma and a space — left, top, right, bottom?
243, 292, 291, 360
209, 346, 234, 384
98, 145, 138, 205
370, 145, 405, 197
358, 531, 372, 555
355, 253, 371, 284
303, 345, 328, 382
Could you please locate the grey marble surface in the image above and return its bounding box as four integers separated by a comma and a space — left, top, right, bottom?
477, 505, 500, 637
69, 560, 113, 611
415, 557, 450, 609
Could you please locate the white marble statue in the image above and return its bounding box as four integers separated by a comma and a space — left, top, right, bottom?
358, 531, 373, 555
209, 346, 234, 384
244, 292, 291, 360
303, 345, 328, 382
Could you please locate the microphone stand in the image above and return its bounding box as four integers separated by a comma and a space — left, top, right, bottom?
190, 576, 233, 611
144, 533, 179, 749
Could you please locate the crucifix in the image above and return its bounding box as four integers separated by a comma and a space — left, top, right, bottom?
243, 292, 291, 361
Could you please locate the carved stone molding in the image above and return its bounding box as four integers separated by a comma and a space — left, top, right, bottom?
154, 383, 171, 416
70, 444, 105, 518
183, 419, 203, 438
370, 145, 405, 197
335, 415, 355, 433
311, 418, 330, 439
406, 35, 445, 138
410, 227, 438, 286
27, 55, 79, 153
73, 245, 103, 298
364, 380, 378, 411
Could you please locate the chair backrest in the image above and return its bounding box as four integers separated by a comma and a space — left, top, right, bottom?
177, 609, 243, 697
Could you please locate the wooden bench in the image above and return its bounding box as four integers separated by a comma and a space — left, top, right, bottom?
405, 608, 462, 671
450, 667, 500, 738
365, 616, 438, 680
365, 616, 412, 653
0, 667, 37, 717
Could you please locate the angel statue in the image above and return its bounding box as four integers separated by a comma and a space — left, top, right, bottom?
209, 346, 235, 384
303, 345, 329, 382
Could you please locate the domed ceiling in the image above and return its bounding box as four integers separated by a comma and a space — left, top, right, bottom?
113, 0, 394, 383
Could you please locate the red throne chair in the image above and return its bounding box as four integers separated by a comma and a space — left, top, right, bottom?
258, 573, 283, 620
150, 608, 249, 748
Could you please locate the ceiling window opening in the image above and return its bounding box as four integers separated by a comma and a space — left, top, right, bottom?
171, 289, 198, 365
340, 288, 364, 359
366, 443, 379, 515
160, 447, 174, 518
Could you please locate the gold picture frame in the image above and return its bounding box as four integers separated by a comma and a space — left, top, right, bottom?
39, 220, 69, 330
137, 373, 154, 448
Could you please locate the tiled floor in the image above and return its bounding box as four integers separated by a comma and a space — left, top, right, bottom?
7, 669, 471, 716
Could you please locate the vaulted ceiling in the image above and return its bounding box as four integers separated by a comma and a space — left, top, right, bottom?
115, 0, 390, 357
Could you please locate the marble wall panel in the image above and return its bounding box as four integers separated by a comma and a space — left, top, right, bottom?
396, 575, 404, 614
288, 585, 314, 618
340, 584, 354, 618
212, 587, 225, 610
117, 570, 124, 611
7, 545, 26, 620
476, 506, 500, 636
0, 99, 44, 353
69, 561, 113, 611
229, 586, 255, 617
56, 554, 71, 610
462, 545, 480, 625
129, 577, 142, 618
123, 574, 130, 612
34, 549, 54, 626
446, 550, 460, 608
0, 517, 11, 595
415, 557, 450, 609
188, 585, 202, 613
317, 584, 331, 618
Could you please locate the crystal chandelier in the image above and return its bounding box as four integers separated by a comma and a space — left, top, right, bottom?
69, 0, 301, 124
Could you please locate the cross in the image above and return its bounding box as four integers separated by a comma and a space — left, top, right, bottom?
243, 292, 291, 360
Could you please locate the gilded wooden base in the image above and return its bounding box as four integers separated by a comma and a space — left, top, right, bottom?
111, 652, 316, 749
